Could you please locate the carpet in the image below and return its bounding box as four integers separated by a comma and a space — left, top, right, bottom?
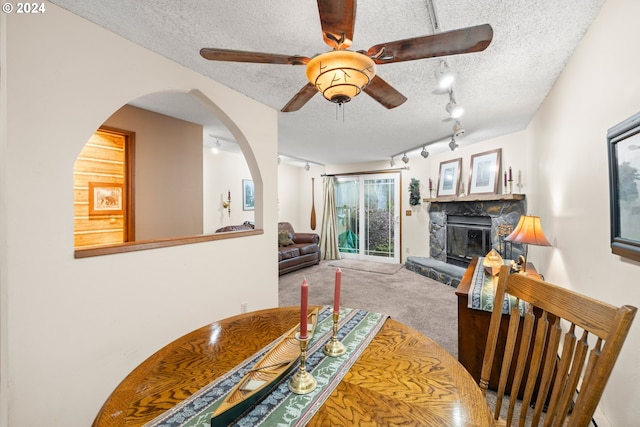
327, 259, 404, 275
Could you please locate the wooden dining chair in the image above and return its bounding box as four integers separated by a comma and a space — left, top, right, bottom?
479, 265, 636, 427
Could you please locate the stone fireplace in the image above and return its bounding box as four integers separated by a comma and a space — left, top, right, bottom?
406, 194, 527, 287
429, 195, 526, 267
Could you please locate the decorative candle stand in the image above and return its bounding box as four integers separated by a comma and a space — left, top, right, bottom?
323, 312, 346, 357
288, 333, 317, 394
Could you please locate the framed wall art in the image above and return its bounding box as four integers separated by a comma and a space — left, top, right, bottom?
437, 158, 462, 197
242, 179, 255, 211
88, 182, 124, 216
468, 148, 502, 194
607, 112, 640, 262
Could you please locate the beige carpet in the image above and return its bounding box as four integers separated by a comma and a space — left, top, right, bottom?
327, 258, 404, 275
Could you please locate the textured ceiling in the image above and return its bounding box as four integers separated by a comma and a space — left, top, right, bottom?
50, 0, 605, 165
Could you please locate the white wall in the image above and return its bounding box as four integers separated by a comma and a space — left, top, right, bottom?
526, 0, 640, 424
203, 149, 255, 233
1, 4, 278, 427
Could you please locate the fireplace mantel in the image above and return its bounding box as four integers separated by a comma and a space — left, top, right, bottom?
423, 193, 525, 203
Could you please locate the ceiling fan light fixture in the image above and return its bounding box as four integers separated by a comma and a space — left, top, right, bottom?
306, 50, 376, 104
421, 147, 429, 158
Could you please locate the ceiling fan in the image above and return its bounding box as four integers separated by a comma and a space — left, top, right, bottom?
200, 0, 493, 112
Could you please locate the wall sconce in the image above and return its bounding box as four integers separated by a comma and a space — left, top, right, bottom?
222, 190, 231, 217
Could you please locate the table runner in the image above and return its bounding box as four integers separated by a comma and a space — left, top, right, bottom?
143, 306, 388, 427
468, 257, 524, 314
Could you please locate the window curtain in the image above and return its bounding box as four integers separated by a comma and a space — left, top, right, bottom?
319, 176, 341, 260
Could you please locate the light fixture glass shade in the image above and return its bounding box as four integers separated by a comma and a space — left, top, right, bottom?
306, 51, 376, 104
505, 215, 551, 246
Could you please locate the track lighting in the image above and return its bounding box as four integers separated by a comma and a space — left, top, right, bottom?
421, 147, 429, 158
453, 121, 465, 137
446, 90, 464, 119
390, 157, 396, 167
434, 60, 455, 91
304, 162, 310, 171
277, 155, 281, 165
402, 153, 409, 164
449, 136, 459, 151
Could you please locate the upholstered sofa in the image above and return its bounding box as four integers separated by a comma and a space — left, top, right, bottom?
277, 222, 320, 275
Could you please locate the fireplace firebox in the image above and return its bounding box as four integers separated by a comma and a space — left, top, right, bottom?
446, 215, 492, 267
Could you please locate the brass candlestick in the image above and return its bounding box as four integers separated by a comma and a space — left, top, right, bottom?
288, 333, 317, 394
323, 312, 346, 357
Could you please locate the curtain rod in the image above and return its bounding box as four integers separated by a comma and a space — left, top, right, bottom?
321, 167, 409, 177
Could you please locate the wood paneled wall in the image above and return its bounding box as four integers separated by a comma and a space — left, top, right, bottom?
74, 128, 131, 247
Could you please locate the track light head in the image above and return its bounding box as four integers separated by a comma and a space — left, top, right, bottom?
402, 153, 409, 164
390, 157, 396, 167
453, 121, 465, 137
449, 137, 459, 151
304, 162, 310, 171
420, 147, 429, 158
434, 60, 455, 90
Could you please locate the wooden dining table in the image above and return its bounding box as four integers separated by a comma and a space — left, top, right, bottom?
93, 306, 493, 426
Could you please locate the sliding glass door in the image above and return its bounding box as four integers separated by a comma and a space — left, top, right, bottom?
335, 173, 400, 263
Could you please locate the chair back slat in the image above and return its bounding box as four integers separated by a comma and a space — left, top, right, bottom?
532, 318, 562, 426
479, 265, 637, 427
518, 312, 550, 425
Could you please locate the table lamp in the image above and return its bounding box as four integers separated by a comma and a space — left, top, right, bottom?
504, 215, 551, 274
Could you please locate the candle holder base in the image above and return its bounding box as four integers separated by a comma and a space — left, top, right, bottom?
288, 333, 317, 395
288, 370, 317, 395
323, 312, 346, 357
323, 339, 346, 357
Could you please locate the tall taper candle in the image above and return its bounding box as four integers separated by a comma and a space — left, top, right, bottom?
333, 269, 342, 313
508, 167, 512, 181
504, 171, 507, 187
299, 279, 308, 339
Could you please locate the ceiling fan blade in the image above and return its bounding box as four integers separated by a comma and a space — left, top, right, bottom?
363, 76, 407, 109
317, 0, 356, 50
281, 83, 318, 112
366, 23, 493, 64
200, 48, 310, 65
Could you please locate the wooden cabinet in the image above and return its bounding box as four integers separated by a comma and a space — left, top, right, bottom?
456, 258, 551, 398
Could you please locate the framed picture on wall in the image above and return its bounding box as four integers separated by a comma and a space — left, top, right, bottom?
468, 148, 502, 194
88, 182, 124, 216
437, 158, 462, 197
242, 179, 254, 211
607, 112, 640, 262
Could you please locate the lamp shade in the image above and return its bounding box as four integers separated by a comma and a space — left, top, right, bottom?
505, 215, 551, 246
306, 50, 376, 104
